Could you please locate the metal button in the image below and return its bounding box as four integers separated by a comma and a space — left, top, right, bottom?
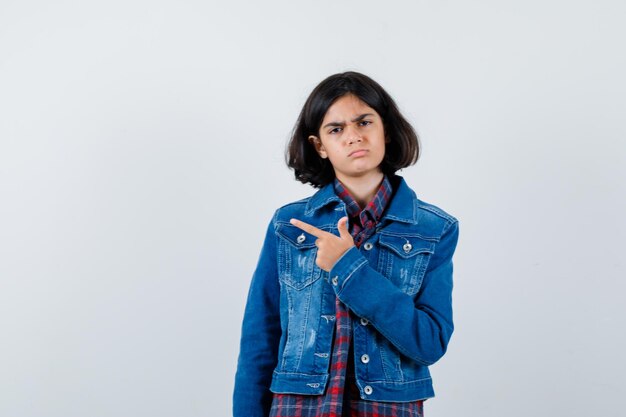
361, 354, 370, 364
297, 233, 306, 244
331, 276, 339, 286
364, 385, 373, 395
363, 242, 373, 251
403, 242, 412, 253
360, 318, 369, 326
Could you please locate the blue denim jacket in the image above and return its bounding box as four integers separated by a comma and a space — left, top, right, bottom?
233, 175, 459, 416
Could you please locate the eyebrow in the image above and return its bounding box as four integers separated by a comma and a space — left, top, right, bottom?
322, 113, 374, 129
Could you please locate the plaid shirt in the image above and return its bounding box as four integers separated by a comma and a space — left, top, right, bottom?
270, 175, 424, 417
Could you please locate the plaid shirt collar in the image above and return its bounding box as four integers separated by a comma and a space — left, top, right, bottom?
333, 174, 393, 229
306, 174, 417, 225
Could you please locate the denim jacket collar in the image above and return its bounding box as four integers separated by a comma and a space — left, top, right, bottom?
304, 174, 418, 225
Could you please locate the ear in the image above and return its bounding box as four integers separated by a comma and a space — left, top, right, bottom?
308, 135, 327, 159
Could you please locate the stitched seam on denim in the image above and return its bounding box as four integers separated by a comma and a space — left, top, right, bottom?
312, 288, 331, 373
379, 341, 394, 380
276, 236, 293, 369
273, 370, 329, 377
381, 214, 415, 224
275, 220, 339, 231
424, 219, 457, 273
356, 376, 432, 384
305, 196, 341, 215
383, 243, 393, 282
277, 198, 308, 211
379, 244, 432, 261
378, 231, 438, 242
281, 280, 293, 370
417, 204, 457, 223
294, 284, 313, 371
340, 258, 368, 291
441, 218, 458, 236
413, 255, 430, 295
276, 279, 288, 370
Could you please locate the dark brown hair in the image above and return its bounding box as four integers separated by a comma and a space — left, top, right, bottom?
285, 71, 420, 188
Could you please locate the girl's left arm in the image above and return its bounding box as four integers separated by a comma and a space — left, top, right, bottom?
233, 213, 281, 417
329, 219, 459, 366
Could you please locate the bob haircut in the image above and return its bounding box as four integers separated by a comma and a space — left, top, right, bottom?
285, 71, 420, 188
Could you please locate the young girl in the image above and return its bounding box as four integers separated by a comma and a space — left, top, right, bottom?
233, 71, 460, 417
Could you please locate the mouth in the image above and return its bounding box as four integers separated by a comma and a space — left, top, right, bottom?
349, 149, 368, 157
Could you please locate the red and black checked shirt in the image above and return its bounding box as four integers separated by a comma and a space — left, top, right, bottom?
270, 175, 424, 417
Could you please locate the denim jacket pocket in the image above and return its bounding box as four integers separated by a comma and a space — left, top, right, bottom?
276, 223, 322, 290
377, 233, 436, 296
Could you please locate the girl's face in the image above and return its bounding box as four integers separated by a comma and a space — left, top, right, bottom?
309, 94, 388, 183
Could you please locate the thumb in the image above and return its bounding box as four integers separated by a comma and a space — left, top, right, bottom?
337, 216, 351, 240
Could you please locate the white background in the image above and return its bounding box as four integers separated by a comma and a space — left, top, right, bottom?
1, 1, 625, 416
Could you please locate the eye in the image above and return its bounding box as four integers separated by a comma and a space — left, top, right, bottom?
329, 127, 343, 134
359, 120, 372, 127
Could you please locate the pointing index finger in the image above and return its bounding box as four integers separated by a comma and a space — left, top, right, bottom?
290, 218, 326, 238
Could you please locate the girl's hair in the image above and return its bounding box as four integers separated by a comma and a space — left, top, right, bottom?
285, 71, 420, 188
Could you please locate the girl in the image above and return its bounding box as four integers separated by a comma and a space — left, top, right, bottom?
233, 71, 460, 417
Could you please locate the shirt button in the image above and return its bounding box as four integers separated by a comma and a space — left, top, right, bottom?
331, 276, 339, 286
363, 242, 373, 251
297, 233, 306, 244
361, 354, 370, 364
364, 385, 373, 395
360, 318, 369, 326
403, 242, 412, 253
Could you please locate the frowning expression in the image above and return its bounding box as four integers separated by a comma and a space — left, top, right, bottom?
309, 94, 388, 182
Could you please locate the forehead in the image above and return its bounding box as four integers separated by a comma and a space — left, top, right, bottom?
322, 94, 379, 121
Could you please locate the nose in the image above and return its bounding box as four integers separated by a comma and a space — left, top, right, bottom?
345, 124, 363, 144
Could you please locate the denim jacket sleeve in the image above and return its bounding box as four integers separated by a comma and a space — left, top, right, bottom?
329, 219, 459, 366
233, 213, 281, 417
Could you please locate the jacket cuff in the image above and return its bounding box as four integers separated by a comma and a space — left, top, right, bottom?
328, 246, 368, 294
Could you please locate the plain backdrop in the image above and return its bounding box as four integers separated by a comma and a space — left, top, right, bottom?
1, 1, 625, 416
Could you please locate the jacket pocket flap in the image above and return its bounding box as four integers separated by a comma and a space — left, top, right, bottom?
378, 234, 435, 259
276, 223, 318, 249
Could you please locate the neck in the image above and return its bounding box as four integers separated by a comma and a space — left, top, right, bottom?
335, 170, 385, 209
